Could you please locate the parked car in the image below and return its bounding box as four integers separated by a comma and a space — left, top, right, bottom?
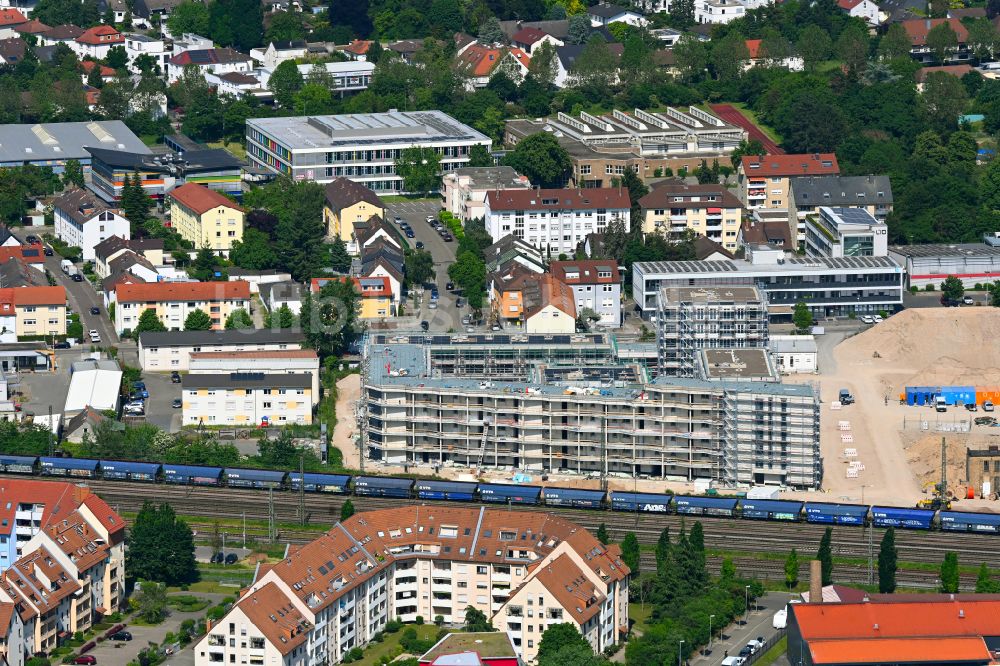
441, 234, 453, 242
405, 230, 415, 238
110, 631, 132, 642
72, 274, 83, 282
873, 314, 883, 323
426, 215, 435, 223
941, 296, 961, 307
985, 401, 995, 412
420, 320, 429, 331
172, 398, 182, 409
738, 646, 753, 658
415, 241, 424, 249
860, 315, 875, 324
456, 297, 464, 308
171, 371, 181, 383
963, 295, 975, 305
446, 282, 454, 291
43, 247, 53, 256
966, 402, 979, 412
211, 552, 224, 564
25, 235, 37, 244
53, 341, 70, 349
462, 314, 472, 325
225, 553, 238, 564
393, 216, 403, 225
72, 656, 96, 665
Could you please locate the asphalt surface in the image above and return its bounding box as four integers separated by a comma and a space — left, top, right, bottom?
40, 238, 119, 345
690, 592, 795, 666
386, 200, 467, 331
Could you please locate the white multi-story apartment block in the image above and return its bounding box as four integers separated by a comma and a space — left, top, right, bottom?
123, 33, 169, 73
137, 329, 306, 372
549, 259, 622, 327
804, 207, 888, 259
52, 189, 130, 261
484, 188, 630, 255
181, 372, 313, 427
362, 332, 821, 488
788, 175, 893, 245
245, 111, 492, 193
441, 167, 532, 223
194, 506, 630, 666
639, 181, 745, 252
114, 281, 251, 334
188, 349, 320, 401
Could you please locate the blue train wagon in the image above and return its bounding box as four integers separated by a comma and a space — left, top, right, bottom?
870, 506, 934, 530
289, 473, 350, 493
675, 495, 738, 517
100, 461, 160, 482
478, 483, 541, 505
939, 510, 1000, 533
609, 491, 673, 513
804, 502, 869, 525
0, 455, 37, 474
39, 457, 99, 478
739, 499, 803, 521
415, 480, 477, 501
542, 487, 606, 509
162, 464, 223, 486
353, 476, 413, 498
225, 468, 286, 489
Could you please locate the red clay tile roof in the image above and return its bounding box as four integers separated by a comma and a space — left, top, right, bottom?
793, 599, 1000, 640
343, 39, 372, 54
44, 512, 111, 571
549, 259, 620, 285
0, 246, 44, 264
809, 637, 991, 665
745, 39, 761, 59
81, 493, 126, 537
1, 285, 66, 306
0, 602, 14, 638
235, 582, 311, 655
15, 19, 50, 34
117, 280, 250, 303
0, 479, 89, 532
837, 0, 863, 10
76, 25, 123, 45
0, 8, 26, 26
742, 153, 840, 177
512, 27, 548, 45
523, 272, 576, 319
168, 183, 244, 215
42, 24, 83, 40
916, 64, 975, 82
529, 553, 604, 624
902, 18, 968, 46
324, 177, 385, 212
80, 60, 115, 76
169, 47, 249, 66
639, 181, 744, 210
486, 187, 630, 212
456, 44, 530, 77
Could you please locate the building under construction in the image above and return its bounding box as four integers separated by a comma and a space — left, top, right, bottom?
360, 332, 821, 489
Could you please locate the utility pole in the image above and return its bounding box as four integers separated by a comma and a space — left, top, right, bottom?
298, 454, 306, 526
242, 512, 246, 549
47, 405, 53, 455
940, 437, 947, 499
267, 487, 275, 543
600, 413, 608, 498
867, 517, 874, 586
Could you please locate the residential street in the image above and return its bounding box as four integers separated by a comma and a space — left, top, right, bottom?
40, 240, 119, 345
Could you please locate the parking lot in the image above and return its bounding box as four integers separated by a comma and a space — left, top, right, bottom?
385, 199, 470, 331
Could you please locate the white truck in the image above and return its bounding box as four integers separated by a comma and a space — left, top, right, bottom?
60, 259, 72, 274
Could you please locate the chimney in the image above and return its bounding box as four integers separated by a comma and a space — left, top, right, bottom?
809, 559, 823, 603
960, 609, 965, 618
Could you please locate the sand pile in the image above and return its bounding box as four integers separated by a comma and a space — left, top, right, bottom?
841, 308, 1000, 388
900, 431, 1000, 495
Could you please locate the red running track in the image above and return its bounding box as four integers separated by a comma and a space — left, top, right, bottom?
710, 103, 784, 154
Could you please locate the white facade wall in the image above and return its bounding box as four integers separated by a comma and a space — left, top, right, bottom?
54, 209, 130, 262
139, 339, 301, 371
484, 203, 630, 255
124, 34, 169, 74
181, 383, 312, 426
188, 356, 320, 401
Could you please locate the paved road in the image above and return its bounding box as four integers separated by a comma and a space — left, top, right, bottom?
710, 104, 783, 155
41, 244, 119, 345
386, 200, 465, 331
690, 592, 794, 666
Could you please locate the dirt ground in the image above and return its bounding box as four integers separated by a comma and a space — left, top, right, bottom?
332, 374, 361, 469
332, 308, 1000, 507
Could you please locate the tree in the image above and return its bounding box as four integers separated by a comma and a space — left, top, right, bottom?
817, 527, 833, 586
299, 278, 359, 356
294, 83, 334, 115
712, 31, 750, 81
395, 146, 442, 193
87, 63, 104, 89
621, 532, 640, 574
537, 623, 589, 663
781, 93, 847, 153
328, 237, 352, 273
120, 173, 152, 226
269, 59, 304, 108
167, 1, 210, 37
184, 308, 213, 331
940, 552, 960, 592
976, 562, 999, 593
615, 166, 647, 221
527, 41, 558, 86
878, 527, 897, 593
758, 27, 790, 67
596, 522, 609, 545
331, 0, 371, 38
668, 0, 695, 29
566, 15, 591, 45
570, 35, 618, 89
209, 0, 263, 52
620, 34, 653, 86
62, 159, 84, 188
674, 34, 709, 80
265, 10, 305, 43
837, 24, 869, 75
502, 132, 570, 188
32, 0, 98, 26
785, 548, 799, 590
793, 301, 813, 331
245, 178, 327, 280
133, 581, 168, 623
126, 501, 197, 585
797, 25, 832, 70
941, 275, 965, 301
921, 71, 969, 129
105, 45, 127, 70
467, 144, 494, 168
478, 17, 506, 45
340, 499, 355, 521
405, 249, 435, 286
927, 22, 959, 65
879, 23, 912, 61
966, 19, 999, 62
265, 304, 295, 329
464, 606, 493, 632
229, 227, 276, 270
132, 308, 166, 335
224, 308, 253, 330
655, 526, 671, 573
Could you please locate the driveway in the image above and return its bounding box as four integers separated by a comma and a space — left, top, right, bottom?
689, 592, 795, 665
139, 368, 183, 432
386, 200, 465, 331
42, 246, 119, 345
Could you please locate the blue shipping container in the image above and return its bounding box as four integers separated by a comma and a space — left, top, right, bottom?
162, 465, 222, 485
870, 507, 934, 529
0, 455, 36, 473
225, 468, 286, 489
39, 457, 99, 478
674, 496, 737, 517
609, 492, 672, 513
939, 510, 1000, 533
100, 461, 160, 481
905, 386, 939, 406
739, 499, 803, 521
353, 476, 413, 497
415, 480, 477, 501
939, 386, 977, 406
289, 473, 350, 493
478, 484, 541, 505
804, 503, 868, 525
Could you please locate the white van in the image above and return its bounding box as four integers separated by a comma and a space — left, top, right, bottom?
722, 657, 745, 666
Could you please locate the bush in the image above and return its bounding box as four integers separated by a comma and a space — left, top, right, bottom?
384, 618, 403, 633
372, 631, 384, 643
848, 311, 856, 319
925, 283, 935, 291
434, 614, 445, 626
910, 285, 918, 293
415, 616, 424, 625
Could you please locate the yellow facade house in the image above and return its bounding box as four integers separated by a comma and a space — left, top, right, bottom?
167, 183, 244, 251
322, 177, 386, 252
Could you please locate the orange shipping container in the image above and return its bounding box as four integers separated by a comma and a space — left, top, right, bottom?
977, 388, 1000, 404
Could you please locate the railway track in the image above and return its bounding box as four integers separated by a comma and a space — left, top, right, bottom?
73, 478, 1000, 578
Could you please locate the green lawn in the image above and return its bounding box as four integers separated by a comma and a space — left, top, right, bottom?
755, 636, 788, 666
729, 102, 783, 144
629, 602, 653, 634
207, 141, 247, 160
356, 624, 443, 666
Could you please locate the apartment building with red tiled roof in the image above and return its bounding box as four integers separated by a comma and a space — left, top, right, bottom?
738, 153, 840, 216
113, 280, 251, 334
196, 506, 629, 666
